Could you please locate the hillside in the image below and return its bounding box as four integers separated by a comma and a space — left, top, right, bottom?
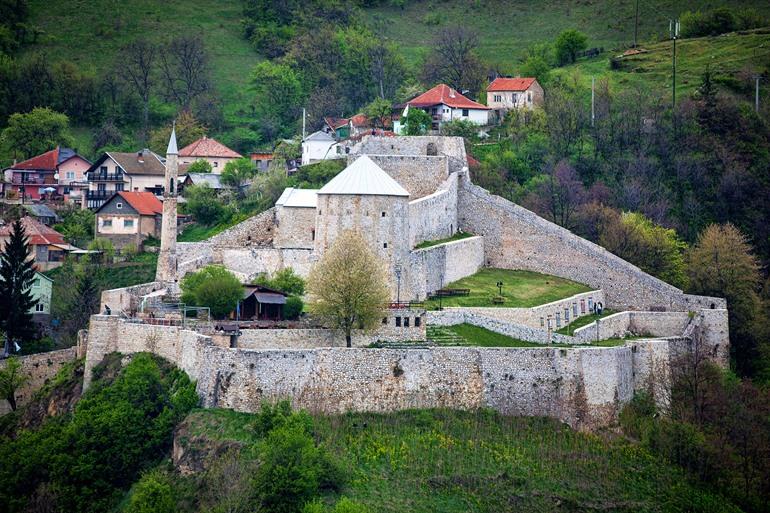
366, 0, 770, 69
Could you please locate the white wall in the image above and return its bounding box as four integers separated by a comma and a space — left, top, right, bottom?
301, 140, 342, 165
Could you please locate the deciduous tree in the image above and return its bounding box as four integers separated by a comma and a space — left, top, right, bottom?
0, 357, 27, 411
554, 29, 587, 65
421, 26, 486, 94
181, 265, 242, 319
120, 39, 157, 143
0, 107, 72, 160
306, 230, 389, 347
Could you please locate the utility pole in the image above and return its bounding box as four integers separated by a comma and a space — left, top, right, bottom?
633, 0, 640, 48
670, 19, 680, 113
302, 108, 306, 140
755, 75, 762, 113
591, 76, 596, 128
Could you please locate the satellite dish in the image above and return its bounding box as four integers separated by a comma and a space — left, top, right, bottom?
53, 173, 59, 180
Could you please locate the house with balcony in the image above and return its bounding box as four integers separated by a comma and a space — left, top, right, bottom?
394, 84, 490, 133
2, 147, 90, 202
94, 191, 166, 249
84, 149, 166, 209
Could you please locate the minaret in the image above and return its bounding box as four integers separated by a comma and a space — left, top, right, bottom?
156, 124, 178, 283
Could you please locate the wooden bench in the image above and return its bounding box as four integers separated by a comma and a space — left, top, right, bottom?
431, 288, 471, 298
492, 296, 505, 304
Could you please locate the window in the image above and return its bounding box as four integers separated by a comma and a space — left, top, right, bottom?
213, 162, 218, 167
33, 278, 40, 288
414, 316, 421, 327
573, 303, 578, 317
35, 303, 45, 312
115, 183, 124, 192
100, 166, 107, 176
382, 317, 388, 325
381, 211, 386, 217
383, 242, 387, 248
512, 93, 519, 103
404, 317, 410, 327
395, 317, 401, 327
556, 312, 561, 327
540, 317, 545, 327
311, 229, 315, 241
65, 171, 75, 180
527, 91, 532, 102
102, 219, 112, 227
124, 219, 134, 228
564, 308, 570, 321
116, 202, 123, 209
494, 94, 501, 102
462, 109, 469, 116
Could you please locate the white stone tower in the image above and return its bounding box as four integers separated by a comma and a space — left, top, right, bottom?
156, 124, 178, 283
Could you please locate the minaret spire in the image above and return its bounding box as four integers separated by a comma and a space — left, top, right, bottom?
156, 121, 179, 284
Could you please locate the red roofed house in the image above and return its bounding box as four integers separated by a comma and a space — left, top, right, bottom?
178, 136, 242, 174
2, 147, 91, 202
0, 217, 73, 271
94, 191, 168, 249
397, 84, 490, 133
486, 77, 544, 119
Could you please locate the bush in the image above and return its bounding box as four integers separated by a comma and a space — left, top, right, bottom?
554, 29, 587, 65
0, 353, 197, 513
284, 296, 304, 320
680, 7, 764, 37
126, 470, 176, 513
254, 267, 305, 296
187, 159, 212, 174
440, 119, 478, 139
183, 184, 230, 225
181, 265, 243, 319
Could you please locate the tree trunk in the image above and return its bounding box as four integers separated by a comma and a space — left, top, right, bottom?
345, 331, 352, 348
7, 393, 17, 411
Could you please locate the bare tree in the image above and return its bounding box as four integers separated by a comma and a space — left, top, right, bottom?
121, 39, 157, 143
421, 26, 486, 94
159, 35, 211, 109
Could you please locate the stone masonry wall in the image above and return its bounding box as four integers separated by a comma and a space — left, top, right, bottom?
275, 206, 316, 249
350, 135, 467, 174
366, 155, 449, 199
458, 177, 725, 312
408, 172, 458, 248
427, 309, 575, 344
100, 281, 164, 315
408, 235, 484, 300
0, 347, 78, 414
571, 311, 692, 343
209, 207, 277, 247
219, 247, 315, 281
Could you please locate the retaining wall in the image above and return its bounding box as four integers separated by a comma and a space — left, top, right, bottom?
408, 173, 458, 248
409, 235, 485, 299
0, 347, 78, 414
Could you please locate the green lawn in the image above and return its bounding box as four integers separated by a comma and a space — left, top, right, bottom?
556, 309, 617, 335
429, 324, 627, 348
184, 408, 739, 512
425, 268, 591, 309
414, 231, 475, 249
177, 214, 250, 242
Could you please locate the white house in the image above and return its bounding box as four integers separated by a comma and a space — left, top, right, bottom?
395, 84, 490, 133
301, 130, 343, 166
486, 77, 544, 121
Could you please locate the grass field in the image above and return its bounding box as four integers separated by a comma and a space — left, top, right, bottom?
414, 231, 475, 249
556, 309, 617, 335
365, 0, 770, 70
184, 408, 740, 512
425, 268, 591, 309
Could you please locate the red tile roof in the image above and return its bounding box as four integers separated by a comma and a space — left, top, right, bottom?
0, 217, 66, 246
114, 191, 163, 216
350, 113, 370, 127
408, 84, 491, 110
12, 148, 59, 171
487, 77, 537, 92
178, 137, 242, 159
324, 116, 350, 130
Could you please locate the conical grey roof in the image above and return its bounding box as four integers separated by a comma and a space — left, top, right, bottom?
166, 124, 178, 155
318, 155, 409, 197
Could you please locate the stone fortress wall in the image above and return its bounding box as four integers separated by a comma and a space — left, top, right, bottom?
407, 172, 459, 249
0, 346, 80, 414
83, 315, 708, 430
457, 177, 725, 312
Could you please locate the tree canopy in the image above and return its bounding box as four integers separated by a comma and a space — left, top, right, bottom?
306, 230, 389, 347
180, 264, 242, 319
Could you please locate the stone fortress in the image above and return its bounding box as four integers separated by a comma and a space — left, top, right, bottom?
7, 134, 730, 429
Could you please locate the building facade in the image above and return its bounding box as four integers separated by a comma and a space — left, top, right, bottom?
395, 84, 490, 133
2, 147, 90, 202
178, 136, 242, 173
94, 192, 164, 249
84, 150, 166, 209
486, 77, 544, 121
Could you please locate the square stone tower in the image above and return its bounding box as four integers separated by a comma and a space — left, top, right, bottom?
314, 155, 412, 301
156, 125, 178, 283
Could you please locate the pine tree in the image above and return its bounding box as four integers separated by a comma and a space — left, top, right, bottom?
0, 220, 37, 345
65, 270, 100, 336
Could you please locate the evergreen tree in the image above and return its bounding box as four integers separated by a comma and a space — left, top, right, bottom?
0, 220, 37, 346
64, 270, 100, 337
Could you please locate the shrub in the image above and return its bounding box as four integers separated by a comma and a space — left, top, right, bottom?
181, 265, 243, 319
554, 29, 587, 65
183, 184, 230, 225
284, 296, 304, 320
187, 159, 212, 174
440, 118, 478, 139
126, 470, 176, 513
253, 267, 306, 296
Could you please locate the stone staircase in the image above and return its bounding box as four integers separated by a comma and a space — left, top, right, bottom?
426, 326, 469, 346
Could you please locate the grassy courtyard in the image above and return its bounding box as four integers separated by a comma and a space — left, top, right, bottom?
556, 309, 617, 335
425, 269, 591, 310
428, 324, 627, 348
414, 231, 475, 250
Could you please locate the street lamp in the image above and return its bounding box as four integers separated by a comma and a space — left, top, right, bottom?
496, 281, 503, 297
439, 272, 445, 311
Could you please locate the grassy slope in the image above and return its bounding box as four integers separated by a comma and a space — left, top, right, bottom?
186, 408, 740, 512
366, 0, 770, 69
555, 28, 770, 99
425, 268, 591, 309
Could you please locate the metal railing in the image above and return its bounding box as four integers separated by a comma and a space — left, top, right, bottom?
88, 173, 125, 182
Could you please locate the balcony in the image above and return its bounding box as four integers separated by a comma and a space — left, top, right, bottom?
86, 190, 113, 210
9, 177, 55, 186
89, 173, 125, 182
